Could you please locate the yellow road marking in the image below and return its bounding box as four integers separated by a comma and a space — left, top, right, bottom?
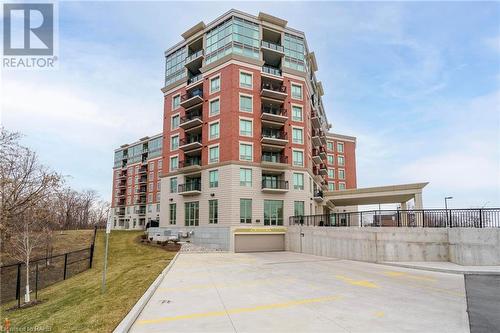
374, 311, 385, 318
383, 271, 436, 282
335, 275, 379, 288
137, 295, 342, 325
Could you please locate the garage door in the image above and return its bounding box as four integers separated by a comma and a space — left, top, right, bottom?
234, 234, 285, 253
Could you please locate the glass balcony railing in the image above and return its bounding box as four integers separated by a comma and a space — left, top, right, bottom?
261, 155, 288, 164
188, 73, 202, 85
262, 65, 282, 77
185, 50, 204, 63
178, 181, 201, 192
262, 106, 287, 117
262, 179, 289, 190
261, 41, 284, 53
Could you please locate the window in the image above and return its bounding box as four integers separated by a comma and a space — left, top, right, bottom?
171, 115, 180, 129
292, 150, 304, 166
209, 170, 219, 188
239, 119, 252, 137
210, 76, 220, 93
240, 72, 252, 89
209, 122, 220, 140
264, 200, 283, 226
339, 182, 346, 190
327, 141, 334, 151
184, 202, 199, 226
210, 99, 220, 116
169, 203, 176, 224
239, 143, 253, 161
170, 156, 178, 171
240, 168, 252, 187
327, 155, 334, 165
157, 181, 161, 191
328, 169, 335, 179
156, 203, 160, 212
171, 135, 179, 150
148, 193, 153, 203
149, 171, 154, 179
172, 95, 180, 110
293, 173, 304, 190
209, 200, 218, 224
170, 177, 177, 193
239, 95, 252, 112
209, 146, 219, 163
240, 199, 252, 223
149, 162, 155, 170
291, 106, 302, 122
158, 160, 163, 169
294, 201, 305, 216
338, 169, 345, 180
337, 142, 344, 153
292, 128, 303, 144
148, 204, 152, 213
291, 84, 302, 100
338, 155, 345, 166
328, 182, 335, 191
148, 182, 154, 192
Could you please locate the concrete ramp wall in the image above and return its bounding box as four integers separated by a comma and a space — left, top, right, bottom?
286, 226, 500, 265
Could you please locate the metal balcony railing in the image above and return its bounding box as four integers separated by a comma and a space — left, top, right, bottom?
262, 129, 287, 140
180, 111, 202, 124
261, 180, 289, 190
179, 159, 201, 168
262, 106, 287, 117
181, 88, 203, 102
187, 73, 203, 85
261, 155, 288, 164
178, 181, 201, 193
179, 135, 202, 146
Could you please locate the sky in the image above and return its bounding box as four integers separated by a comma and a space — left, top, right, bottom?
1, 1, 499, 209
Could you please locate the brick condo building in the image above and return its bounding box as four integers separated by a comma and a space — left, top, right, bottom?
111, 10, 357, 250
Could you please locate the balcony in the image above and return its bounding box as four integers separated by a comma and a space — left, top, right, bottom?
261, 129, 288, 146
117, 172, 127, 179
179, 136, 202, 152
178, 181, 201, 196
180, 111, 203, 130
185, 50, 204, 67
261, 82, 287, 101
261, 106, 287, 124
137, 209, 146, 216
180, 88, 203, 109
319, 147, 327, 160
311, 130, 323, 147
187, 73, 203, 87
138, 186, 147, 194
116, 208, 125, 216
262, 65, 283, 78
311, 111, 321, 129
261, 154, 288, 169
313, 190, 324, 203
261, 179, 289, 193
261, 40, 284, 54
138, 166, 147, 174
138, 176, 147, 184
118, 181, 126, 188
178, 159, 202, 173
312, 149, 322, 165
319, 164, 328, 176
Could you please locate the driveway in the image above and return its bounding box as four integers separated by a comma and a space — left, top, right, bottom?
130, 252, 469, 333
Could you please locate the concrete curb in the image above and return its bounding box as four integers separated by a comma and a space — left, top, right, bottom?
378, 262, 500, 275
113, 252, 181, 333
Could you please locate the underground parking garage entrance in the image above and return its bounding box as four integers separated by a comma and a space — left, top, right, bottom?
233, 227, 286, 252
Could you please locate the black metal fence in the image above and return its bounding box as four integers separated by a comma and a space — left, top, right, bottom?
289, 208, 500, 228
0, 229, 96, 306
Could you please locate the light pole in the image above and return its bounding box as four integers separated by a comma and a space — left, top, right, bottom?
445, 196, 453, 227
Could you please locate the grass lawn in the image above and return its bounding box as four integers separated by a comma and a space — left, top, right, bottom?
1, 230, 176, 332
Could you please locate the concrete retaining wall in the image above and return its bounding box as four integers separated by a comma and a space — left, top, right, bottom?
448, 229, 500, 265
286, 226, 500, 265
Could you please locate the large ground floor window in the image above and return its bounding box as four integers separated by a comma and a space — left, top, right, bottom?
264, 200, 283, 226
185, 201, 199, 226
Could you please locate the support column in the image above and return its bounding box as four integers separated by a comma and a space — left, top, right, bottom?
414, 192, 423, 226
400, 201, 408, 226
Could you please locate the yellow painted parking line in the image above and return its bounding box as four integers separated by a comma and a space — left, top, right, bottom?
374, 311, 385, 318
335, 275, 379, 288
383, 271, 436, 282
137, 295, 342, 325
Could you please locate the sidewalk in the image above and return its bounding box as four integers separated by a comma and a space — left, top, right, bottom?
380, 261, 500, 275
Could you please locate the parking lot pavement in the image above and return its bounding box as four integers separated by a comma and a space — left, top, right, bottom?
465, 274, 500, 333
129, 252, 469, 333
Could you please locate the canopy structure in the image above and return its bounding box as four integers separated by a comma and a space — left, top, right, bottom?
324, 182, 428, 209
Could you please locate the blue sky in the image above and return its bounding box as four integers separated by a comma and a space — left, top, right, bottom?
2, 1, 499, 209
